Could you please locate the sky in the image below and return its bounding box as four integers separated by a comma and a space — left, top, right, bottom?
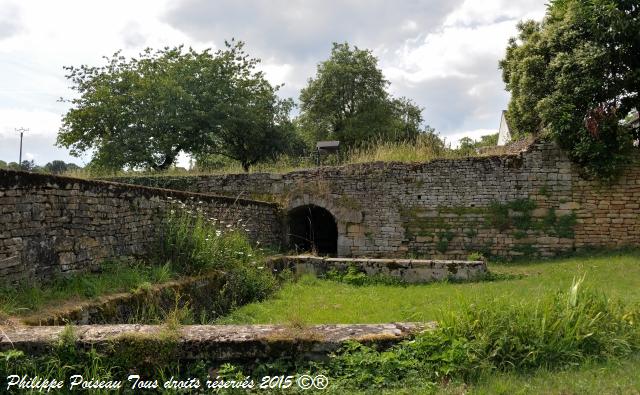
0, 0, 546, 168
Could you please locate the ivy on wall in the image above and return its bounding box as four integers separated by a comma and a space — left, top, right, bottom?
401, 198, 577, 257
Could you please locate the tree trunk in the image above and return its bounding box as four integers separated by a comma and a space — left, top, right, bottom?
153, 147, 181, 171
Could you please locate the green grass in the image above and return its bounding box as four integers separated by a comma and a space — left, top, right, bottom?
218, 250, 640, 325
0, 261, 175, 318
464, 356, 640, 395
349, 356, 640, 394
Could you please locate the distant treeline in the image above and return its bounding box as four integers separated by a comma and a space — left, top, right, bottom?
0, 159, 82, 174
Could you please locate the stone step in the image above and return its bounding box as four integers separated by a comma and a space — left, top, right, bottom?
0, 322, 433, 361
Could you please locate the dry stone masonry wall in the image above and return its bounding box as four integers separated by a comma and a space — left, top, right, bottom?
0, 170, 282, 283
114, 140, 640, 259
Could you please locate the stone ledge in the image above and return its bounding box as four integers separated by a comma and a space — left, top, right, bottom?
268, 256, 487, 283
0, 169, 277, 208
0, 322, 433, 361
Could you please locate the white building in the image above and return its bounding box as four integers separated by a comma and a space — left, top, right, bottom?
497, 110, 511, 146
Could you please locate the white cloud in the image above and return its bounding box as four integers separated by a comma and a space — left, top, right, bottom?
447, 129, 498, 148
384, 19, 519, 83
444, 0, 545, 27
0, 0, 548, 165
259, 62, 294, 87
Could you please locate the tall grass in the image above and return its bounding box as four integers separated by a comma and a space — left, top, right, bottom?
326, 278, 640, 390
155, 204, 277, 304
63, 134, 493, 178
345, 137, 460, 164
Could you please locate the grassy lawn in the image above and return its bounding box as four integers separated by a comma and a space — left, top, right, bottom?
464, 355, 640, 395
218, 250, 640, 325
216, 250, 640, 394
357, 356, 640, 394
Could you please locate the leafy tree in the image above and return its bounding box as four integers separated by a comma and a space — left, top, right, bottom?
18, 160, 37, 171
58, 41, 298, 172
458, 134, 499, 155
44, 160, 68, 174
299, 42, 428, 147
500, 0, 639, 180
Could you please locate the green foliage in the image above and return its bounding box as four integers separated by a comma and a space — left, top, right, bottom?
467, 252, 485, 261
457, 133, 499, 155
324, 266, 402, 286
500, 0, 639, 180
541, 208, 578, 238
436, 231, 455, 253
299, 42, 432, 148
487, 201, 511, 231
556, 212, 578, 238
58, 41, 302, 172
513, 243, 539, 257
155, 205, 276, 304
325, 279, 640, 390
43, 160, 81, 175
512, 230, 528, 240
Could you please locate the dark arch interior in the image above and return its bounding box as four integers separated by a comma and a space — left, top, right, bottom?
287, 205, 338, 255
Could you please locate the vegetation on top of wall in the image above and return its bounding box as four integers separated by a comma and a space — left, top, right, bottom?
500, 0, 639, 181
65, 132, 522, 180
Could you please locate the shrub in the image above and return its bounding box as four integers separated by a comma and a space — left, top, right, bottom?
155, 206, 277, 305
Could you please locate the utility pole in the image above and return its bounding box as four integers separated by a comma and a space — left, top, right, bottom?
15, 127, 29, 170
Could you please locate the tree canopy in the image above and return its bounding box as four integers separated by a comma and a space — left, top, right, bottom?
458, 134, 499, 155
299, 43, 426, 147
58, 41, 300, 172
500, 0, 639, 180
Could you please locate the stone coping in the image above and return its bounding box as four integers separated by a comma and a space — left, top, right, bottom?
267, 255, 488, 283
0, 322, 434, 361
0, 169, 276, 207
275, 255, 485, 266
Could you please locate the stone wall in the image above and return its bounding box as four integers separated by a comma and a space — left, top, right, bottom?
267, 256, 487, 283
0, 170, 282, 283
1, 323, 431, 362
112, 141, 640, 259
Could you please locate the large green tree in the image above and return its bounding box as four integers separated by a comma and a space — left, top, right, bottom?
500, 0, 639, 180
299, 42, 426, 147
58, 42, 298, 171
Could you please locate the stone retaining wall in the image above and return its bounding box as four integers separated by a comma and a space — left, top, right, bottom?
112, 141, 640, 259
19, 272, 231, 326
0, 323, 432, 361
268, 256, 487, 283
0, 170, 282, 283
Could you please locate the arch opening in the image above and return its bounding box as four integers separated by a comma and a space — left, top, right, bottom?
287, 205, 338, 255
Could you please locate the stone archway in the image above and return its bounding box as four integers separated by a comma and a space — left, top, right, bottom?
286, 195, 363, 257
287, 205, 338, 255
